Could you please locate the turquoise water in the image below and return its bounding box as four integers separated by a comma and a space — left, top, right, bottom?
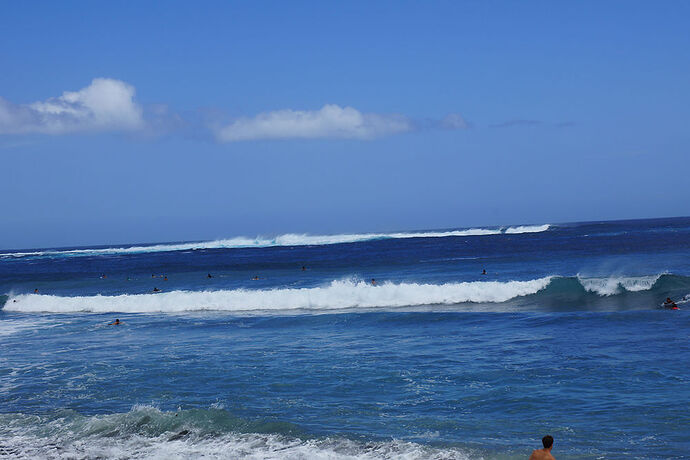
1, 218, 689, 458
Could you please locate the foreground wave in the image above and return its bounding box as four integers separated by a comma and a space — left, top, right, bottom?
0, 406, 477, 460
0, 224, 551, 259
4, 274, 687, 314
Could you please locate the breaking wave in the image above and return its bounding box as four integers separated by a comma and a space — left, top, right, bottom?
3, 278, 554, 313
0, 406, 478, 460
0, 225, 551, 259
3, 273, 686, 314
576, 274, 664, 296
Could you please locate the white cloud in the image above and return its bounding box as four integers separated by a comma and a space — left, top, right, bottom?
0, 78, 144, 135
215, 104, 411, 142
1, 82, 468, 142
441, 113, 468, 130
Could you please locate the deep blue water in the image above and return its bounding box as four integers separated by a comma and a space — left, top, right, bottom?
1, 218, 689, 459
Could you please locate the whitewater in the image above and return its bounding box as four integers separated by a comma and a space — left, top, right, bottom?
4, 274, 681, 314
4, 278, 555, 313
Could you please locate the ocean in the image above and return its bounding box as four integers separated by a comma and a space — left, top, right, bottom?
1, 217, 689, 459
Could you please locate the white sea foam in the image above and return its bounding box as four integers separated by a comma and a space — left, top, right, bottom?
503, 224, 550, 234
0, 225, 551, 259
0, 430, 478, 460
576, 274, 662, 296
4, 278, 554, 314
0, 320, 40, 337
0, 303, 46, 337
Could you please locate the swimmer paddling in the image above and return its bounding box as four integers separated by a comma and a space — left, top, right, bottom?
663, 297, 679, 310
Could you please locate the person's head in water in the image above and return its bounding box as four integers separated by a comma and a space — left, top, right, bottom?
208, 273, 213, 278
666, 297, 672, 302
542, 435, 553, 449
34, 288, 39, 294
482, 269, 487, 275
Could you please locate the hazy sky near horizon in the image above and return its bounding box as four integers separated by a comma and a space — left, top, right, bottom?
1, 1, 689, 249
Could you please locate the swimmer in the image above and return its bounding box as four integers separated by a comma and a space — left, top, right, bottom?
529, 435, 555, 460
207, 273, 213, 278
108, 319, 121, 326
371, 278, 377, 286
252, 276, 260, 280
164, 276, 168, 281
100, 274, 107, 279
34, 288, 39, 294
664, 297, 678, 309
482, 269, 487, 275
153, 287, 161, 292
302, 266, 306, 271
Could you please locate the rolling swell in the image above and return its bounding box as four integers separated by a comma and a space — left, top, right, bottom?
3, 274, 688, 314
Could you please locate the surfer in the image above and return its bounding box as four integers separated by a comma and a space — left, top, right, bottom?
153, 287, 161, 292
207, 273, 213, 278
302, 266, 306, 271
108, 319, 121, 326
371, 278, 377, 286
529, 435, 555, 460
663, 297, 678, 309
482, 269, 487, 275
164, 276, 168, 281
34, 288, 39, 294
252, 276, 260, 280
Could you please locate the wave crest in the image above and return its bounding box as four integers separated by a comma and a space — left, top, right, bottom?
577, 274, 664, 296
4, 278, 554, 313
3, 273, 685, 314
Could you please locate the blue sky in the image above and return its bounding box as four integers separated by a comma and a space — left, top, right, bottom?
1, 1, 689, 249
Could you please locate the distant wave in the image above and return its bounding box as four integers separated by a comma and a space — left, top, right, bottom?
0, 224, 551, 260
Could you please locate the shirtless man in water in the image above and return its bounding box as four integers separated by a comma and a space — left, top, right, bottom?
529, 435, 555, 460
